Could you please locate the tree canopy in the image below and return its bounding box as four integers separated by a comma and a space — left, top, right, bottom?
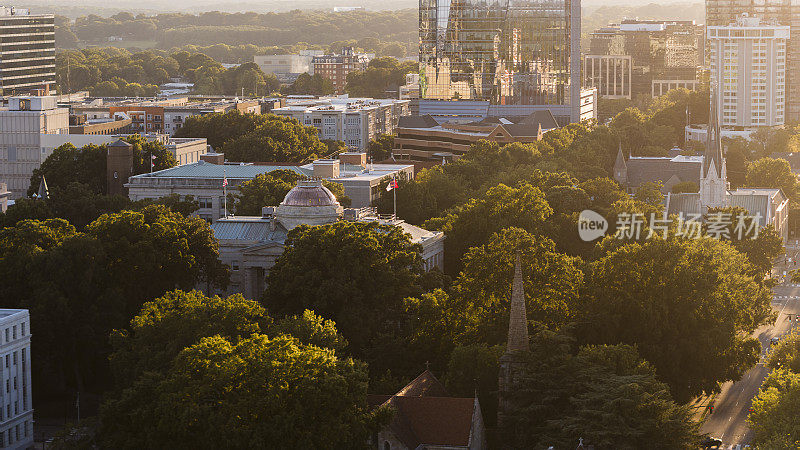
582, 237, 773, 402
174, 111, 326, 162
265, 220, 425, 358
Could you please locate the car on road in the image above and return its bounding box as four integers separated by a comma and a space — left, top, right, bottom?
700, 436, 723, 449
771, 337, 781, 346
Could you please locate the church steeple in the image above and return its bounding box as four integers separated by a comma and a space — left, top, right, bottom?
498, 253, 529, 427
704, 83, 723, 177
506, 253, 529, 353
700, 82, 729, 211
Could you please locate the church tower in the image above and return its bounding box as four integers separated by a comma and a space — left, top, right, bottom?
497, 254, 529, 427
699, 85, 729, 211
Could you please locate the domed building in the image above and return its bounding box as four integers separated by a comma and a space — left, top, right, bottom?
275, 180, 343, 230
210, 179, 445, 299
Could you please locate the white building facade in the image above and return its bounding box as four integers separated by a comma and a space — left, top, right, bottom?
708, 15, 790, 127
271, 97, 410, 150
0, 96, 68, 199
0, 310, 33, 450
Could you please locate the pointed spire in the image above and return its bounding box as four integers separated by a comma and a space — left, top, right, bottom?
705, 82, 723, 176
36, 176, 48, 200
506, 253, 529, 353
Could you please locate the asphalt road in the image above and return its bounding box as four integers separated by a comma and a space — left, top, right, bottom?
699, 266, 800, 448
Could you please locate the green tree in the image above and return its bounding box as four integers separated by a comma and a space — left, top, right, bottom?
345, 57, 417, 98
368, 134, 395, 161
108, 289, 269, 388
745, 157, 799, 203
633, 180, 665, 206
707, 206, 784, 276
271, 309, 348, 352
767, 330, 800, 373
426, 182, 552, 274
503, 328, 698, 449
283, 72, 335, 96
235, 170, 349, 215
175, 111, 326, 162
582, 238, 773, 402
748, 369, 800, 448
99, 334, 386, 449
265, 221, 424, 355
453, 227, 583, 343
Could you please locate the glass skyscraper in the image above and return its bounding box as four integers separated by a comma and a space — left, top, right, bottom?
419, 0, 580, 108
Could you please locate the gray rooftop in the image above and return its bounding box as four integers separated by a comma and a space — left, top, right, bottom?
132, 162, 309, 180
626, 157, 702, 188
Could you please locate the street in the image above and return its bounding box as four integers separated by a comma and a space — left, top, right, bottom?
699, 257, 800, 448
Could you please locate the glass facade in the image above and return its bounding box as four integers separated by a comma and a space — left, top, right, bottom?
419, 0, 577, 106
0, 14, 55, 96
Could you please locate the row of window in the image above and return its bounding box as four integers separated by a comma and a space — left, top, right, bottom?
0, 421, 30, 447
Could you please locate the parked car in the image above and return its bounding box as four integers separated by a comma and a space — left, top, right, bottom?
771, 337, 781, 346
701, 436, 723, 448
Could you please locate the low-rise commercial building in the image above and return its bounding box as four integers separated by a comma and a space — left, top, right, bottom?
211, 180, 444, 299
271, 96, 410, 150
0, 309, 34, 450
393, 111, 559, 163
126, 153, 414, 221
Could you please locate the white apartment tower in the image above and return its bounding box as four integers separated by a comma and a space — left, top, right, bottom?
708, 14, 790, 127
0, 96, 68, 199
0, 310, 33, 450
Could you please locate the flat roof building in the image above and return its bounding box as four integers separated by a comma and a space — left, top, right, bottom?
126, 154, 415, 222
271, 96, 410, 150
0, 309, 34, 450
0, 7, 55, 96
708, 15, 790, 127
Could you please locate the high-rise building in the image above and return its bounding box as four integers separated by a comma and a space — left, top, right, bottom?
708, 15, 789, 127
705, 0, 800, 122
0, 96, 68, 199
0, 7, 55, 96
0, 309, 34, 449
419, 0, 581, 120
584, 20, 704, 99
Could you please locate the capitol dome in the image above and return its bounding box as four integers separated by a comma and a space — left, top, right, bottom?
281, 180, 340, 207
275, 179, 343, 230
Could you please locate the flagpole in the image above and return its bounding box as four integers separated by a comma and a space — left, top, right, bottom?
393, 176, 397, 220
223, 168, 228, 217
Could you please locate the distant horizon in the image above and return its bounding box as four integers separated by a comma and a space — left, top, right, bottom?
9, 0, 704, 17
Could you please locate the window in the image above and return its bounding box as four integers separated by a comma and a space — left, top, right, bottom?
5, 355, 8, 368
6, 379, 8, 393
4, 329, 8, 342
198, 197, 212, 209
13, 377, 17, 390
14, 401, 17, 415
13, 352, 17, 366
12, 326, 16, 339
20, 323, 24, 336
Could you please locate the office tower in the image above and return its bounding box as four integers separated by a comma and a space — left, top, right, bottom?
705, 0, 800, 122
584, 20, 704, 99
0, 7, 55, 96
419, 0, 581, 115
708, 15, 789, 127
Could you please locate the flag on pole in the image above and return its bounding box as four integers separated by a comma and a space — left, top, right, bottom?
223, 176, 228, 187
385, 178, 398, 191
151, 154, 156, 169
